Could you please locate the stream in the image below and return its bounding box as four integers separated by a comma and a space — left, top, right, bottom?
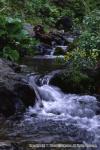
0, 62, 100, 150
0, 40, 100, 150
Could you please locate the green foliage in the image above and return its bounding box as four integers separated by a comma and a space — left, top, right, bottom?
0, 0, 60, 25
0, 0, 99, 26
63, 8, 100, 92
83, 9, 100, 33
79, 10, 100, 51
65, 47, 97, 85
0, 0, 99, 64
79, 32, 100, 50
3, 47, 19, 61
64, 48, 96, 92
0, 0, 85, 26
65, 48, 98, 70
0, 15, 38, 61
81, 0, 100, 11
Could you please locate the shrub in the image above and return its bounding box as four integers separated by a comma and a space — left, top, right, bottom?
79, 10, 100, 51
0, 15, 37, 61
83, 9, 100, 33
65, 48, 98, 72
64, 48, 97, 93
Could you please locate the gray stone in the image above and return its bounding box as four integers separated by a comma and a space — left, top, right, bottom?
0, 59, 36, 117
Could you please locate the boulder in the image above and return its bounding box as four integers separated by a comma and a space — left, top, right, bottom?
34, 25, 52, 45
33, 25, 78, 55
49, 71, 69, 93
36, 43, 52, 55
34, 25, 66, 46
49, 70, 95, 94
0, 86, 22, 117
14, 83, 36, 107
54, 46, 68, 55
0, 59, 36, 117
55, 16, 73, 31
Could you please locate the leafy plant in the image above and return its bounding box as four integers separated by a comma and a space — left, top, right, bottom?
64, 48, 96, 92
3, 47, 19, 61
65, 48, 98, 70
0, 15, 38, 61
78, 10, 100, 51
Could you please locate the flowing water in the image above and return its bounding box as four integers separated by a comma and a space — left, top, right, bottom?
0, 34, 100, 149
0, 73, 100, 150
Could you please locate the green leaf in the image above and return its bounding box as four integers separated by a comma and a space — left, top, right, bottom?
3, 47, 19, 61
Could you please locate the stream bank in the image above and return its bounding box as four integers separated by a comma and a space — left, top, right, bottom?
0, 22, 100, 150
0, 59, 37, 118
0, 73, 100, 150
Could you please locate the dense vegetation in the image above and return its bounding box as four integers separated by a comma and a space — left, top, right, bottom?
0, 0, 100, 93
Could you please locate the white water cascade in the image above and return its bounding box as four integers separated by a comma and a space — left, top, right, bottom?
25, 75, 100, 148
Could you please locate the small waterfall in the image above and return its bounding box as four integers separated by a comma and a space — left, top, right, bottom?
25, 74, 100, 147
27, 73, 100, 119
28, 75, 43, 107
39, 70, 61, 85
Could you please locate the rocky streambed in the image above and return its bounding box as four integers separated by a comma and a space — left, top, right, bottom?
0, 58, 38, 118
0, 24, 100, 150
0, 57, 100, 150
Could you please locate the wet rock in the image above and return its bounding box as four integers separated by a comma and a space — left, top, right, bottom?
0, 142, 12, 150
55, 16, 73, 31
0, 142, 25, 150
33, 24, 78, 56
0, 86, 23, 117
4, 59, 21, 73
49, 70, 95, 94
14, 83, 36, 107
19, 65, 29, 73
0, 59, 36, 117
34, 25, 52, 45
54, 46, 68, 55
63, 35, 75, 44
34, 25, 77, 53
49, 71, 69, 92
36, 43, 52, 55
34, 25, 45, 36
34, 25, 64, 46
